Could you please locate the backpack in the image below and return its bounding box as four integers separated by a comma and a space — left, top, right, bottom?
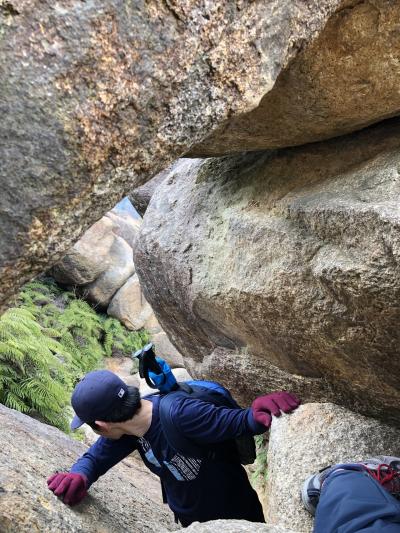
158, 380, 256, 465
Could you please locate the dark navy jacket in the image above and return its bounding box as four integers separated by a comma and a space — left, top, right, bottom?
70, 394, 266, 525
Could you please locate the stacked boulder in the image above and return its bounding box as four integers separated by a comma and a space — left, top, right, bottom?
125, 3, 400, 528
1, 0, 350, 313
52, 208, 138, 310
3, 1, 400, 531
51, 204, 183, 367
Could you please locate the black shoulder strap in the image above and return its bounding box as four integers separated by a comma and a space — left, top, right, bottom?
159, 390, 205, 458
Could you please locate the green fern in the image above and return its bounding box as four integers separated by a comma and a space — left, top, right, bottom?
101, 316, 149, 359
0, 307, 71, 429
0, 279, 150, 432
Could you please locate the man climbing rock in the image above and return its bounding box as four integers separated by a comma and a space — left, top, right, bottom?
47, 368, 300, 526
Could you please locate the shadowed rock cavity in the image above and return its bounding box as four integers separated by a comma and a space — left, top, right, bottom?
134, 118, 400, 424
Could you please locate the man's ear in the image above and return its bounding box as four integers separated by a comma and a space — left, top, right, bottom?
95, 420, 111, 431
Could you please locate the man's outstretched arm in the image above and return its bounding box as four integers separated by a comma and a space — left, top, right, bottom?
172, 392, 300, 445
47, 434, 137, 505
69, 433, 138, 485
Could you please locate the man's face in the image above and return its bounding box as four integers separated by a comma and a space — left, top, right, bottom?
89, 422, 125, 440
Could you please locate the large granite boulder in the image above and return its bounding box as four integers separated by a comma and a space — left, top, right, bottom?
134, 118, 400, 424
0, 0, 345, 312
191, 0, 400, 156
265, 403, 400, 532
0, 404, 175, 533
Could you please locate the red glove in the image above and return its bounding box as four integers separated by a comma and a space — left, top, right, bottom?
251, 391, 300, 428
47, 472, 88, 506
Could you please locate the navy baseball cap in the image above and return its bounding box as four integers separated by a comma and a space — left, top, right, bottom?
70, 370, 129, 430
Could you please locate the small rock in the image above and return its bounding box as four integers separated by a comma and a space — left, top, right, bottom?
107, 273, 153, 330
84, 235, 135, 308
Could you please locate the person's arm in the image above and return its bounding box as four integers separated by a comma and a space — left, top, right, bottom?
171, 391, 300, 445
47, 434, 138, 505
70, 434, 138, 486
171, 398, 265, 445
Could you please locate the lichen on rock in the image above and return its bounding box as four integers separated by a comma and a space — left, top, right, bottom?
0, 0, 348, 312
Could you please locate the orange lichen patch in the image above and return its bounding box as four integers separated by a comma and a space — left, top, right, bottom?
52, 4, 261, 178
55, 12, 143, 172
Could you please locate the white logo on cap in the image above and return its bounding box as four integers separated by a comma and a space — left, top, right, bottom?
118, 388, 125, 398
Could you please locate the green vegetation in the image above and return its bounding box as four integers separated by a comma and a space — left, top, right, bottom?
102, 315, 146, 361
0, 279, 148, 432
250, 434, 269, 491
0, 307, 72, 430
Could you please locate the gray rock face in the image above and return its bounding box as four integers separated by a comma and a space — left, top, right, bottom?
0, 404, 174, 533
134, 118, 400, 424
184, 347, 337, 414
174, 520, 294, 533
265, 403, 400, 532
0, 0, 343, 312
